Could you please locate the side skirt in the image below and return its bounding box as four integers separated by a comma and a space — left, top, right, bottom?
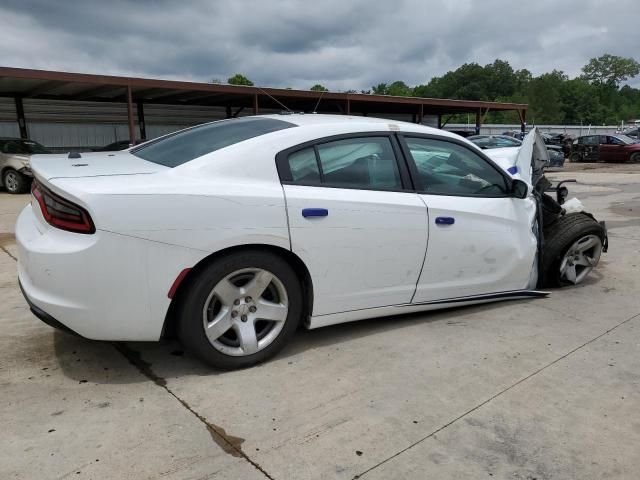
308, 290, 549, 330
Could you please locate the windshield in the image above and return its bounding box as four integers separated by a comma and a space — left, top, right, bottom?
613, 135, 635, 145
0, 139, 50, 154
132, 117, 295, 167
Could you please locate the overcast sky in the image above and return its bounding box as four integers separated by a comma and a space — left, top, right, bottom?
1, 0, 639, 90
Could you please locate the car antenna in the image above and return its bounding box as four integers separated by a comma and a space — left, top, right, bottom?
312, 91, 325, 114
257, 87, 292, 113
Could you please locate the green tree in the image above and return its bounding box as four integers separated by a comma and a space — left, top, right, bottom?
527, 70, 567, 124
386, 81, 412, 96
581, 54, 640, 88
227, 74, 254, 86
371, 83, 388, 95
310, 84, 329, 92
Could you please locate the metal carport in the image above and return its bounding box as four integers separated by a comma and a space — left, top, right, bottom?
0, 67, 527, 146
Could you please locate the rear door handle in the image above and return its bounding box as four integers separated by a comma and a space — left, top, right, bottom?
435, 216, 455, 225
302, 208, 329, 218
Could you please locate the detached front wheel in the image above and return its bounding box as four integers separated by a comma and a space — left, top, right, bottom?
541, 213, 605, 287
178, 251, 303, 369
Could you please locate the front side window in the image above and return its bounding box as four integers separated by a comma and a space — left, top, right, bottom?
285, 136, 402, 190
132, 117, 295, 167
404, 137, 509, 196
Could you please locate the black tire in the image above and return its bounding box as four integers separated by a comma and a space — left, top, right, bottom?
540, 213, 605, 288
177, 250, 303, 369
3, 169, 30, 194
568, 152, 582, 163
630, 152, 640, 163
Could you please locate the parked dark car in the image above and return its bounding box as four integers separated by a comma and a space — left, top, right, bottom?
468, 135, 565, 167
541, 132, 574, 155
621, 127, 639, 140
93, 139, 141, 151
502, 130, 526, 140
569, 134, 640, 163
444, 129, 476, 138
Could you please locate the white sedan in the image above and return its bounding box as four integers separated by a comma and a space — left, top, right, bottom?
16, 115, 606, 369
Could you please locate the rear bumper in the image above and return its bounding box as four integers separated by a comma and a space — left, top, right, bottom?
16, 204, 167, 340
19, 280, 82, 337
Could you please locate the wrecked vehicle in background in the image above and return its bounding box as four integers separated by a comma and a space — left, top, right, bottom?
569, 134, 640, 163
468, 134, 565, 167
16, 116, 608, 369
486, 128, 607, 286
0, 138, 51, 194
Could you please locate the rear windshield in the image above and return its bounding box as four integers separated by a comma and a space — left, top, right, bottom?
131, 117, 295, 167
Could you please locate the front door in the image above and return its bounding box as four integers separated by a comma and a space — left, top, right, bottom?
399, 135, 538, 303
599, 135, 628, 162
278, 135, 429, 316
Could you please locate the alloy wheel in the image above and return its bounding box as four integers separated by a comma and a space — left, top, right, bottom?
4, 171, 19, 193
202, 268, 289, 356
559, 234, 602, 284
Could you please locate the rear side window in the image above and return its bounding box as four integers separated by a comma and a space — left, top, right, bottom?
288, 148, 321, 184
284, 136, 402, 190
132, 117, 295, 167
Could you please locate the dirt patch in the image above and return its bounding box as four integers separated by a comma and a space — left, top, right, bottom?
0, 232, 15, 247
609, 199, 640, 218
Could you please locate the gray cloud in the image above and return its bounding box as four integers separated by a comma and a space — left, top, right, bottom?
1, 0, 639, 90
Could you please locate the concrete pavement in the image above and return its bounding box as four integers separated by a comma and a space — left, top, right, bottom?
1, 164, 639, 479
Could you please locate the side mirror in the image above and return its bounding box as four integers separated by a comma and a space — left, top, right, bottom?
511, 179, 529, 199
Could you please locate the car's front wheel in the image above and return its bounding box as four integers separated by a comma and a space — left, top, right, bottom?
568, 152, 582, 163
630, 152, 640, 163
540, 213, 605, 287
3, 169, 30, 194
178, 251, 303, 369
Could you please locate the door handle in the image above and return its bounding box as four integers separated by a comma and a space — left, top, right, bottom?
435, 216, 455, 225
302, 208, 329, 218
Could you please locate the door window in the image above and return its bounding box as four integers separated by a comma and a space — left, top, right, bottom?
285, 136, 403, 190
288, 147, 321, 184
404, 137, 509, 196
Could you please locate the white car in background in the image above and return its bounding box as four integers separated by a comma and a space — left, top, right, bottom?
16, 115, 607, 369
0, 137, 51, 194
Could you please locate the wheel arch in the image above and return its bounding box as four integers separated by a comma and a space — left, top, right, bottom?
161, 243, 314, 338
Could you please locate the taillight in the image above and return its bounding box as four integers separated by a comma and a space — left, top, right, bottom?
32, 181, 95, 234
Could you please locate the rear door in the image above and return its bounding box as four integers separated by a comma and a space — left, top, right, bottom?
277, 134, 428, 316
399, 135, 538, 303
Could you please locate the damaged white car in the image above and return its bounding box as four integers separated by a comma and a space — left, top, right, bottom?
15, 115, 607, 369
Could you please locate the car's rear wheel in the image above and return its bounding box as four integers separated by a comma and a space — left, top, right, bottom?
540, 213, 605, 287
178, 251, 303, 369
568, 152, 582, 163
3, 169, 30, 194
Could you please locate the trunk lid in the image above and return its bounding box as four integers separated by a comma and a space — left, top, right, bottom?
29, 151, 165, 181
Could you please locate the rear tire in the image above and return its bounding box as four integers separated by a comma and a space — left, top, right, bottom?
3, 169, 30, 194
568, 152, 582, 163
177, 250, 303, 369
540, 213, 605, 287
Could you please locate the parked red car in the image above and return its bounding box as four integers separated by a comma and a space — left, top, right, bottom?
569, 134, 640, 163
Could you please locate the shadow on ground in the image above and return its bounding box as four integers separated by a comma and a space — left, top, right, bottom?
51, 298, 547, 385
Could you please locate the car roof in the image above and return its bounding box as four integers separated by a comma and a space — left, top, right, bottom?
255, 113, 464, 140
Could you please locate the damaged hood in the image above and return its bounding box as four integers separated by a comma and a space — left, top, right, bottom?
484, 128, 549, 186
